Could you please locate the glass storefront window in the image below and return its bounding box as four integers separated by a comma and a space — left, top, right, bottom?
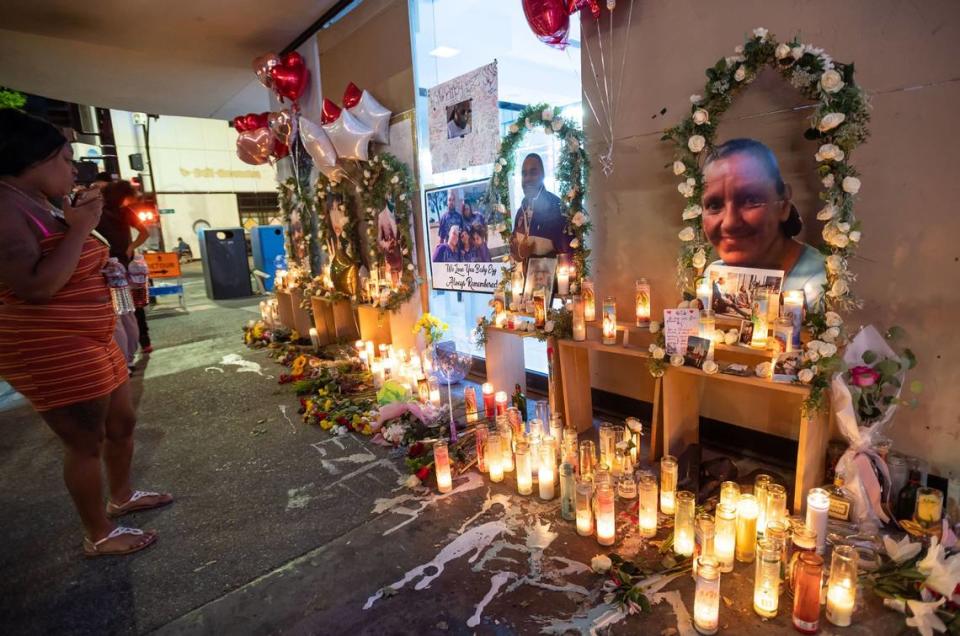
410, 0, 582, 373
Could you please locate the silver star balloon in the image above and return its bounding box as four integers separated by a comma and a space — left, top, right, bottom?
322, 109, 374, 161
348, 90, 391, 145
299, 115, 337, 167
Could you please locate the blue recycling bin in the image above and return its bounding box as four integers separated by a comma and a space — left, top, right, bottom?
250, 225, 287, 292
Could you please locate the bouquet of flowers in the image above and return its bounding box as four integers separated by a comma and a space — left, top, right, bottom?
412, 312, 448, 347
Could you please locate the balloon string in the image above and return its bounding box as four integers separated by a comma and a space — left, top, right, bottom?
614, 0, 636, 139
595, 9, 613, 140
580, 17, 612, 133
568, 42, 611, 153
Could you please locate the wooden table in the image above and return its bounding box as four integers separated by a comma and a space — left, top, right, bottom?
484, 325, 538, 395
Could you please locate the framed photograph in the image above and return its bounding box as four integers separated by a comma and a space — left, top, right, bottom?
522, 256, 557, 307
738, 319, 755, 346
721, 363, 752, 377
684, 336, 711, 369
705, 265, 784, 320
428, 62, 499, 173
773, 352, 801, 383
425, 179, 509, 293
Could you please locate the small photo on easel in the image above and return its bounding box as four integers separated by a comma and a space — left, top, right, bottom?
738, 319, 754, 346
773, 352, 801, 383
683, 335, 711, 369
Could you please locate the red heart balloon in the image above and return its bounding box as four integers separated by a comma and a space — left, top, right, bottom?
343, 82, 363, 109
272, 141, 290, 160
270, 52, 309, 103
321, 98, 342, 125
522, 0, 571, 49
233, 115, 250, 132
568, 0, 600, 19
252, 52, 280, 89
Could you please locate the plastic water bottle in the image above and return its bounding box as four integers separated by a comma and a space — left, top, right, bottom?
127, 254, 150, 308
104, 257, 135, 315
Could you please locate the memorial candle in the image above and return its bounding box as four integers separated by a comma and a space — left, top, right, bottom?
720, 481, 740, 508
638, 472, 659, 538
602, 297, 617, 345
675, 491, 696, 557
750, 289, 770, 349
511, 266, 524, 307
416, 377, 430, 403
562, 427, 579, 472
576, 480, 593, 536
475, 425, 488, 473
782, 290, 804, 349
582, 278, 596, 321
464, 387, 478, 422
766, 483, 788, 530
806, 488, 830, 554
482, 383, 496, 419
420, 348, 432, 375
753, 538, 782, 618
527, 431, 541, 476
736, 493, 759, 563
700, 309, 716, 360
572, 294, 586, 341
434, 440, 452, 493
635, 278, 651, 327
428, 378, 441, 406
660, 455, 678, 515
625, 417, 643, 463
556, 265, 570, 297
915, 487, 944, 527
755, 474, 773, 536
487, 433, 503, 482
494, 391, 508, 416
598, 423, 615, 470
560, 463, 576, 521
595, 483, 616, 546
715, 503, 737, 572
696, 279, 713, 312
533, 289, 546, 328
826, 545, 857, 627
497, 417, 514, 472
693, 556, 721, 635
579, 440, 597, 481
539, 437, 556, 500
309, 328, 320, 349
792, 552, 824, 634
515, 442, 532, 495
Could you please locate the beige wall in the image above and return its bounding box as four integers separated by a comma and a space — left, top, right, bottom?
581, 1, 960, 477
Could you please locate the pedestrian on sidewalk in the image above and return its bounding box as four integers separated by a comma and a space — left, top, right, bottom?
0, 109, 172, 557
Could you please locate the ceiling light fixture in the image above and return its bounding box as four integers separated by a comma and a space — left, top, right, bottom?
429, 46, 460, 58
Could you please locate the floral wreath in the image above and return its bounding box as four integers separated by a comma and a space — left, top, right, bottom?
305, 172, 360, 303
358, 153, 419, 313
488, 102, 591, 292
278, 176, 317, 275
658, 27, 871, 411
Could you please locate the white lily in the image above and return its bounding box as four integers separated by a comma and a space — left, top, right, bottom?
918, 536, 945, 575
883, 534, 922, 564
906, 598, 947, 636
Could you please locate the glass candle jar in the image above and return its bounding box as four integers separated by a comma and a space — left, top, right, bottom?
560, 462, 576, 521
788, 524, 818, 590
695, 512, 716, 576
766, 483, 788, 531
562, 427, 579, 472
792, 552, 824, 634
618, 472, 637, 500
515, 442, 532, 495
539, 437, 557, 500
475, 425, 489, 473
806, 487, 830, 554
754, 474, 772, 536
720, 481, 740, 508
915, 487, 944, 528
602, 297, 617, 345
750, 289, 770, 349
494, 391, 508, 416
782, 290, 804, 349
826, 545, 857, 627
582, 278, 596, 321
753, 538, 782, 618
773, 317, 795, 354
576, 480, 594, 536
699, 309, 717, 360
482, 383, 496, 419
660, 455, 678, 515
497, 418, 514, 472
595, 483, 616, 546
715, 503, 737, 573
579, 440, 597, 481
598, 422, 615, 470
434, 440, 453, 493
638, 472, 659, 538
487, 433, 503, 483
736, 493, 759, 563
572, 294, 586, 341
527, 431, 542, 478
693, 555, 721, 635
635, 278, 651, 327
887, 453, 908, 504
764, 520, 789, 579
674, 491, 696, 557
549, 415, 564, 457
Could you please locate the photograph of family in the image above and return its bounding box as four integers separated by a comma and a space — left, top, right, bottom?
703, 265, 784, 320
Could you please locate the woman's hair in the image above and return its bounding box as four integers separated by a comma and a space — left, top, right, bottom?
704, 138, 803, 238
102, 180, 137, 211
0, 109, 68, 177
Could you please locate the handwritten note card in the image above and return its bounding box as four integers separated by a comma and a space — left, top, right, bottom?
663, 308, 700, 356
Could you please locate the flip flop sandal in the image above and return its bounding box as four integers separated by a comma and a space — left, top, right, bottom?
83, 526, 156, 557
107, 490, 174, 518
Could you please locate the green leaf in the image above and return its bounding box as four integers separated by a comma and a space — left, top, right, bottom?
885, 325, 907, 341
862, 350, 878, 364
902, 348, 918, 370
910, 380, 923, 394
875, 359, 900, 377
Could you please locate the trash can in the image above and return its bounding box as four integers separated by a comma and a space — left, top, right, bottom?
250, 225, 286, 292
197, 227, 253, 299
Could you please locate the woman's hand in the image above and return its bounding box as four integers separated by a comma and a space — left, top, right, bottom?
62, 188, 103, 234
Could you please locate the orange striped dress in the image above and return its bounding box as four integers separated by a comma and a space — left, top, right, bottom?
0, 204, 127, 412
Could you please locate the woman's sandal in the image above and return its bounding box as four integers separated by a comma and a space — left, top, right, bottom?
83, 526, 157, 557
106, 490, 174, 518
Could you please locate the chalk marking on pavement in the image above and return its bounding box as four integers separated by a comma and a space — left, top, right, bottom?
204, 367, 225, 373
278, 404, 297, 433
286, 483, 316, 510
380, 472, 485, 536
319, 452, 377, 475
467, 571, 516, 627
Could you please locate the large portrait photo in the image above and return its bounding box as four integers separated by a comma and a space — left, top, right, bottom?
426, 180, 508, 293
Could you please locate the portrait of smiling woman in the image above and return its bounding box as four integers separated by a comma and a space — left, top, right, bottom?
701, 138, 827, 307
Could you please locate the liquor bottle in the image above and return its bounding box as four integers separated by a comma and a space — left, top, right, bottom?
825, 475, 855, 522
511, 384, 527, 422
895, 469, 922, 520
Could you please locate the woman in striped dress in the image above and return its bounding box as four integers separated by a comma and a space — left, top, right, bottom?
0, 110, 172, 557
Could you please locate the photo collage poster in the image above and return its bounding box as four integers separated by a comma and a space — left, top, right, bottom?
427, 61, 499, 173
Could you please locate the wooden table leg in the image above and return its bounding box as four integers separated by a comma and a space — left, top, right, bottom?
661, 369, 704, 458
558, 342, 593, 434
485, 330, 526, 394
547, 337, 565, 422
794, 403, 830, 513
357, 305, 392, 347
648, 376, 663, 463
276, 290, 295, 329
331, 299, 359, 341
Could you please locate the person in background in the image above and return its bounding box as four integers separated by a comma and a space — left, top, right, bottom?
432, 224, 462, 263
0, 109, 172, 557
176, 236, 192, 261
437, 190, 463, 245
97, 180, 150, 365
460, 200, 485, 233
467, 225, 490, 262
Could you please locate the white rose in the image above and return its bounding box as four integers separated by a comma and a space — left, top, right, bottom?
653, 347, 666, 360
678, 227, 696, 242
363, 170, 371, 178
828, 231, 850, 248
734, 45, 744, 54
670, 354, 684, 367
703, 360, 719, 375
724, 330, 739, 345
690, 94, 703, 104
825, 254, 845, 273
822, 174, 835, 188
817, 112, 846, 132
508, 124, 519, 134
673, 161, 686, 175
682, 205, 703, 220
494, 163, 502, 173
678, 181, 695, 197
816, 204, 837, 221
849, 230, 861, 242
842, 176, 861, 194
570, 238, 580, 249
542, 108, 554, 121
734, 66, 747, 82
806, 349, 821, 363
775, 43, 792, 59
756, 361, 773, 378
499, 157, 508, 165
693, 109, 710, 125
753, 27, 769, 40
825, 311, 843, 327
648, 343, 659, 353
692, 249, 707, 269
688, 135, 706, 154
591, 554, 613, 573
829, 278, 849, 298
791, 46, 804, 59
837, 222, 850, 233
823, 326, 841, 342
798, 368, 815, 384
649, 320, 661, 334
815, 144, 845, 163
820, 69, 845, 93
571, 211, 586, 227
552, 119, 563, 132
820, 342, 838, 357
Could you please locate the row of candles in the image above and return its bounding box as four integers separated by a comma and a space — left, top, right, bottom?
346, 339, 443, 403
433, 420, 858, 634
